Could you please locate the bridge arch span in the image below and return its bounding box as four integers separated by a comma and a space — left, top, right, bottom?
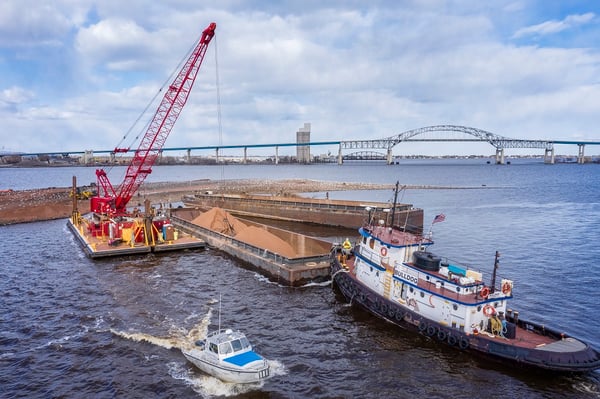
338, 124, 555, 165
344, 150, 386, 161
388, 125, 505, 147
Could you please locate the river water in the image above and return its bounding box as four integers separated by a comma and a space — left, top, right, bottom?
1, 160, 599, 398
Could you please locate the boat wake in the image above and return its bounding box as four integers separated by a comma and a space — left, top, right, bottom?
572, 375, 600, 397
110, 308, 212, 350
167, 358, 287, 397
298, 279, 332, 288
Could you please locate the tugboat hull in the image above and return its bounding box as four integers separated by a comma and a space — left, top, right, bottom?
331, 253, 600, 373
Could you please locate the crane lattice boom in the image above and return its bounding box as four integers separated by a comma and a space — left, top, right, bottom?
92, 22, 216, 215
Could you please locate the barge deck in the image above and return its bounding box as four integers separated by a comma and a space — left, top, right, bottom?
67, 217, 205, 259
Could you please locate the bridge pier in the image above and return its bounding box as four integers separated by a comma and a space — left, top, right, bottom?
110, 152, 116, 164
243, 147, 247, 164
215, 148, 220, 164
544, 148, 555, 164
275, 146, 279, 165
186, 149, 191, 164
578, 144, 585, 164
386, 148, 393, 165
495, 148, 505, 164
338, 145, 343, 165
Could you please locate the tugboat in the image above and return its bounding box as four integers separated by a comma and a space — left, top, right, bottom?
331, 183, 600, 373
182, 328, 271, 384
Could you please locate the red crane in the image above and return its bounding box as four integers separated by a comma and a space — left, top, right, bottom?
91, 22, 216, 215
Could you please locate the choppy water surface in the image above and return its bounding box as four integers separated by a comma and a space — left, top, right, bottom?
1, 160, 599, 398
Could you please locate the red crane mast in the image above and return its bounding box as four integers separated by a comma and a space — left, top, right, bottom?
92, 22, 216, 215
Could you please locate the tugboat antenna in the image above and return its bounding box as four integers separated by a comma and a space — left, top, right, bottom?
391, 181, 399, 228
491, 251, 500, 293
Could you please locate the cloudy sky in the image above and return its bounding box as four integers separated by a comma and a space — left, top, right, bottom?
1, 0, 599, 157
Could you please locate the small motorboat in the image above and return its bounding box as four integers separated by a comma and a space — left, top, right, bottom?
182, 328, 271, 384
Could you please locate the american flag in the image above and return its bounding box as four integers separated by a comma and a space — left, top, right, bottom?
432, 213, 446, 224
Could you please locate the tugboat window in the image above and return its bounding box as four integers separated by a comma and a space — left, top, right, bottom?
210, 343, 218, 354
453, 304, 458, 310
420, 292, 425, 298
369, 238, 375, 249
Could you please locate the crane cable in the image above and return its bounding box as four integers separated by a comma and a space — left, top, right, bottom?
214, 34, 224, 179
107, 33, 204, 179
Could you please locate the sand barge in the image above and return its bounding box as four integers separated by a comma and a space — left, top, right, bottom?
172, 207, 332, 286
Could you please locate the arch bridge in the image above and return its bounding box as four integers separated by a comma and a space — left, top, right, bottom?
339, 125, 560, 164
343, 151, 387, 161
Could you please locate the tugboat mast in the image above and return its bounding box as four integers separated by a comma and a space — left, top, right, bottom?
491, 251, 500, 292
390, 181, 400, 228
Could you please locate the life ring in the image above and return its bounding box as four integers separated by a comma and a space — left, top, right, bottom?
458, 337, 469, 350
447, 334, 458, 346
380, 247, 388, 256
483, 304, 496, 317
502, 282, 512, 295
480, 286, 490, 299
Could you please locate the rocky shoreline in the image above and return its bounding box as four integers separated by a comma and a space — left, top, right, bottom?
0, 178, 492, 226
0, 179, 393, 225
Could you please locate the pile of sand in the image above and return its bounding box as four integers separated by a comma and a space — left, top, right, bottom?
192, 207, 248, 234
234, 225, 296, 258
192, 207, 297, 258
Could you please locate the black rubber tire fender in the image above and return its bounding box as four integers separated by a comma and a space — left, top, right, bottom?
447, 334, 458, 346
426, 325, 437, 337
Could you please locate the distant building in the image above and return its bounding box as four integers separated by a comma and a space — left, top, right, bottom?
82, 150, 94, 164
296, 123, 311, 163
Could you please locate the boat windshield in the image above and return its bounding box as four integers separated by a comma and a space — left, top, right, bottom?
230, 337, 251, 352
218, 342, 233, 355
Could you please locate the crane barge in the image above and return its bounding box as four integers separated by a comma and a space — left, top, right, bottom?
68, 22, 216, 258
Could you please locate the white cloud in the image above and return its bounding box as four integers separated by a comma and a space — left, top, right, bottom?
0, 1, 599, 156
0, 6, 63, 46
512, 12, 596, 39
1, 86, 35, 105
